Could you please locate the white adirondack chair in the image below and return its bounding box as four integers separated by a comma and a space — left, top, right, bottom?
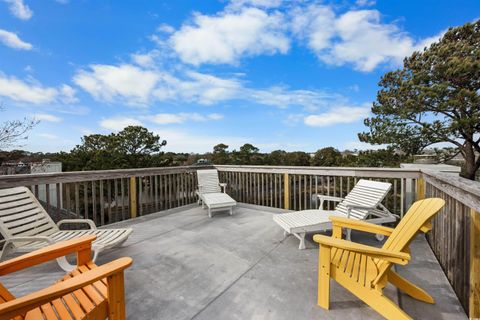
0, 186, 132, 271
273, 179, 397, 249
197, 169, 236, 217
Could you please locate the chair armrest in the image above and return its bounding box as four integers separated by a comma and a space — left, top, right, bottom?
317, 195, 344, 209
313, 234, 410, 265
0, 257, 132, 320
219, 183, 227, 193
344, 204, 377, 211
0, 235, 96, 276
329, 216, 395, 236
0, 236, 53, 261
57, 219, 97, 230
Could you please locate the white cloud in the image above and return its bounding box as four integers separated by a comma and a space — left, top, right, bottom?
33, 113, 62, 122
0, 29, 32, 50
293, 6, 442, 71
73, 64, 159, 105
131, 50, 161, 68
99, 117, 142, 131
170, 7, 289, 65
4, 0, 33, 20
304, 106, 370, 127
155, 128, 248, 153
227, 0, 283, 9
150, 112, 224, 125
0, 73, 76, 104
246, 86, 337, 111
355, 0, 376, 7
74, 62, 337, 110
38, 133, 59, 140
157, 23, 175, 34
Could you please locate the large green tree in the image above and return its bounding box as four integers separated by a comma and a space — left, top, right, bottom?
359, 20, 480, 179
63, 126, 167, 170
311, 147, 343, 167
212, 143, 230, 164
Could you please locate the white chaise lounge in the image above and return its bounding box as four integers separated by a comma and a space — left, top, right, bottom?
197, 169, 236, 217
273, 179, 397, 249
0, 186, 132, 271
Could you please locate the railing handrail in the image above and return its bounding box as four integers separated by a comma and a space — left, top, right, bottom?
422, 169, 480, 212
214, 165, 422, 178
0, 165, 211, 188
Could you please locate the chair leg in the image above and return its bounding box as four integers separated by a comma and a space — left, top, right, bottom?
388, 270, 435, 304
335, 271, 413, 320
298, 232, 306, 250
208, 208, 212, 218
107, 272, 127, 320
318, 245, 331, 309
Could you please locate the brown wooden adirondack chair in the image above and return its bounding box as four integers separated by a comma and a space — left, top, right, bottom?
314, 198, 445, 320
0, 235, 132, 320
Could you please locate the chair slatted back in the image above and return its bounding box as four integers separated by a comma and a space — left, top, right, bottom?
197, 169, 221, 194
373, 198, 445, 284
0, 187, 59, 243
335, 179, 392, 220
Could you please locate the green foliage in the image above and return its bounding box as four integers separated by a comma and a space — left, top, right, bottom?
355, 148, 406, 168
60, 126, 167, 171
284, 151, 310, 166
360, 20, 480, 179
311, 147, 343, 166
212, 143, 230, 164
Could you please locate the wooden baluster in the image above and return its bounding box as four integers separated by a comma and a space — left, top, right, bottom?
66, 183, 71, 214
121, 178, 126, 221
470, 209, 479, 319
92, 181, 97, 225
56, 183, 61, 221
108, 179, 112, 222
129, 177, 137, 219
283, 173, 289, 210
100, 180, 105, 225
83, 182, 89, 220
416, 176, 425, 200
75, 183, 80, 218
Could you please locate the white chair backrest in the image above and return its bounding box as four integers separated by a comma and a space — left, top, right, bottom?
197, 169, 221, 194
335, 179, 392, 220
0, 187, 59, 240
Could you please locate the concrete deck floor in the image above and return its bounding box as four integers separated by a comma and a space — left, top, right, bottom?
2, 204, 467, 320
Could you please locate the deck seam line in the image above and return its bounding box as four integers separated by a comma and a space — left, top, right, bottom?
189, 239, 285, 320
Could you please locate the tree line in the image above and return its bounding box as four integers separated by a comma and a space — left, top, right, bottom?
0, 126, 411, 171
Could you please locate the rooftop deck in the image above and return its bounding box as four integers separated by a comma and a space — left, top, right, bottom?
2, 204, 466, 320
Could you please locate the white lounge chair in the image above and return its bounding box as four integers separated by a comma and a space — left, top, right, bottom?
197, 169, 236, 217
0, 186, 132, 271
273, 179, 397, 249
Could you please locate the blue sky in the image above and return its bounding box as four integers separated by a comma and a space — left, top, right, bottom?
0, 0, 478, 153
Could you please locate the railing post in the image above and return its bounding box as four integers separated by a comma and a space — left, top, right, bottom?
284, 173, 289, 210
129, 177, 137, 219
470, 209, 480, 319
416, 176, 425, 200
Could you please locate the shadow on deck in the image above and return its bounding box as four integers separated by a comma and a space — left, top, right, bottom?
2, 204, 467, 320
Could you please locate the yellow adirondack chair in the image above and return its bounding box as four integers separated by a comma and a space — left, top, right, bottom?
0, 235, 132, 320
313, 198, 445, 320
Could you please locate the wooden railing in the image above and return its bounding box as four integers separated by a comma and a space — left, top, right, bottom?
216, 165, 422, 216
0, 166, 203, 225
0, 164, 478, 317
419, 170, 480, 318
